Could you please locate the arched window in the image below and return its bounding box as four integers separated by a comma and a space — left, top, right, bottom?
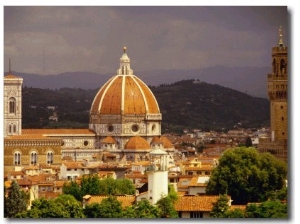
9, 125, 12, 133
13, 125, 16, 133
31, 151, 38, 165
47, 151, 53, 164
9, 97, 16, 114
14, 151, 21, 165
272, 58, 276, 74
280, 59, 286, 75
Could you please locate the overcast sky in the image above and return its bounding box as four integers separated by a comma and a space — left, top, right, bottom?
4, 6, 289, 75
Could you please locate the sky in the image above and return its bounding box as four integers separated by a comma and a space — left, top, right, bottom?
2, 2, 300, 224
4, 5, 289, 75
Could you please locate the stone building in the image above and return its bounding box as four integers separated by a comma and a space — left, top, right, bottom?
258, 27, 288, 161
3, 48, 174, 175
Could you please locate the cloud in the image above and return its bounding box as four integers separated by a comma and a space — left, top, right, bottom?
4, 6, 288, 75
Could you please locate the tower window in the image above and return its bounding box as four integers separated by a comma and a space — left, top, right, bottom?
9, 97, 16, 114
282, 132, 285, 135
31, 152, 38, 165
282, 117, 284, 121
13, 125, 16, 133
47, 152, 53, 164
281, 106, 284, 109
14, 152, 21, 165
9, 125, 12, 133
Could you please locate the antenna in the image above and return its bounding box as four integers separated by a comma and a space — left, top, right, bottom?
43, 46, 45, 75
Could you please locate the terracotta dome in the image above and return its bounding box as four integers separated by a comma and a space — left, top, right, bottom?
151, 136, 173, 148
101, 136, 117, 144
90, 47, 160, 116
124, 136, 150, 150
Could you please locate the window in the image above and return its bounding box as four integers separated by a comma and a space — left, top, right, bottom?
31, 152, 37, 165
47, 152, 53, 164
131, 124, 139, 132
9, 125, 12, 133
108, 125, 114, 132
13, 125, 16, 133
9, 97, 16, 114
190, 212, 203, 218
14, 152, 21, 165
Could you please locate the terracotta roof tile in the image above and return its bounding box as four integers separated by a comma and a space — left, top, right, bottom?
174, 195, 220, 212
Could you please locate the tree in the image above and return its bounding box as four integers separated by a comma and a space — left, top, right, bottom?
206, 147, 287, 205
210, 194, 230, 218
54, 194, 85, 218
156, 193, 178, 218
63, 176, 136, 200
83, 196, 123, 218
223, 208, 245, 218
4, 180, 28, 218
63, 180, 82, 201
15, 195, 85, 218
244, 200, 287, 218
16, 197, 67, 218
123, 200, 160, 218
81, 174, 103, 196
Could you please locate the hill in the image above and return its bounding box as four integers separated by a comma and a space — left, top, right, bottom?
21, 79, 269, 133
5, 65, 269, 98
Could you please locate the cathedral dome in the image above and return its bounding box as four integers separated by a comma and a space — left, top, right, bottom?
124, 136, 151, 150
90, 47, 160, 116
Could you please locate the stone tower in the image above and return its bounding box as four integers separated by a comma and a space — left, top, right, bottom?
146, 149, 169, 205
268, 26, 288, 142
3, 59, 23, 137
259, 27, 288, 161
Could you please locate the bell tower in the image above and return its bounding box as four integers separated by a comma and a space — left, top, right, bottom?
268, 26, 288, 142
4, 59, 23, 137
259, 27, 288, 161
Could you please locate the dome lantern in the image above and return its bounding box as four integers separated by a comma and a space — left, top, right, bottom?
118, 46, 132, 75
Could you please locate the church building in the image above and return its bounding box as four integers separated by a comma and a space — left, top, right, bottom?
4, 48, 175, 175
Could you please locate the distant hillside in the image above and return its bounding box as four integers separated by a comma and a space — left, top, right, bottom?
5, 65, 269, 98
21, 79, 269, 133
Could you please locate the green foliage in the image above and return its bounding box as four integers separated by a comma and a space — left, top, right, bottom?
4, 180, 28, 218
63, 176, 136, 201
15, 195, 85, 218
244, 200, 287, 218
63, 180, 82, 201
206, 147, 287, 205
223, 209, 245, 218
123, 200, 160, 218
168, 184, 178, 202
210, 194, 230, 218
156, 196, 178, 218
81, 174, 102, 196
83, 196, 123, 218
